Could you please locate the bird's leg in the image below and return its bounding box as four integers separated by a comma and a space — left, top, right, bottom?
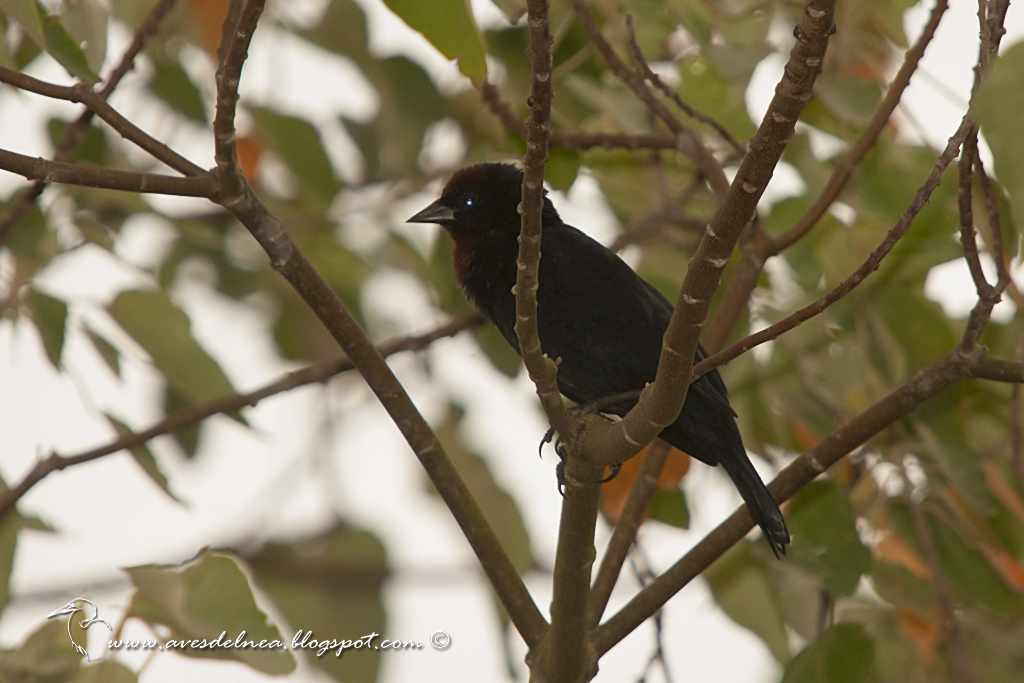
598, 463, 622, 483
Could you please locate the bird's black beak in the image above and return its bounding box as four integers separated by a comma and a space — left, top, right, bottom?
407, 199, 455, 225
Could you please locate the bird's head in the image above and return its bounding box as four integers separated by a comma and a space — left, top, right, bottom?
407, 162, 559, 237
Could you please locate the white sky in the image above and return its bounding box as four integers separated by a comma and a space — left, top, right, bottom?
1, 1, 1022, 681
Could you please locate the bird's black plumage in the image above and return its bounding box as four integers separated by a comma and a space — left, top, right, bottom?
409, 162, 789, 556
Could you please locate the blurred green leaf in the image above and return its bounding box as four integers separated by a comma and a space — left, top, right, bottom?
103, 413, 182, 504
927, 512, 1022, 614
870, 560, 935, 616
59, 0, 108, 74
546, 147, 581, 192
706, 540, 790, 662
434, 405, 533, 573
976, 40, 1024, 231
150, 60, 207, 123
249, 525, 387, 683
0, 620, 82, 683
72, 660, 138, 683
782, 622, 874, 683
649, 489, 690, 529
108, 290, 237, 404
787, 480, 872, 596
252, 107, 341, 207
381, 0, 486, 81
126, 552, 296, 675
27, 289, 67, 369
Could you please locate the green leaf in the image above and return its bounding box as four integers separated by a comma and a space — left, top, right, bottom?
705, 540, 790, 662
0, 620, 82, 683
5, 0, 103, 81
103, 413, 182, 504
126, 551, 296, 675
545, 147, 581, 192
434, 405, 533, 573
782, 622, 874, 683
976, 40, 1024, 229
59, 0, 108, 74
27, 289, 67, 369
248, 525, 387, 683
649, 488, 690, 529
85, 325, 120, 376
150, 60, 207, 123
1, 0, 45, 50
72, 660, 138, 683
927, 512, 1021, 614
108, 290, 237, 405
252, 107, 341, 207
786, 480, 872, 596
380, 0, 486, 81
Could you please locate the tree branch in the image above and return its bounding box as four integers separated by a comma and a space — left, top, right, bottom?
589, 440, 672, 627
595, 344, 986, 654
580, 0, 836, 469
623, 15, 744, 158
206, 0, 547, 648
0, 66, 204, 177
0, 313, 483, 520
479, 81, 683, 152
0, 0, 181, 245
0, 148, 214, 196
571, 0, 730, 195
692, 115, 975, 382
703, 0, 949, 351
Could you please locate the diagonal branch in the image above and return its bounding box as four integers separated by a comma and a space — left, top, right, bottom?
0, 313, 483, 521
208, 0, 548, 647
692, 116, 974, 382
579, 0, 837, 470
703, 0, 949, 351
595, 344, 986, 654
0, 0, 181, 245
0, 66, 203, 177
572, 0, 730, 194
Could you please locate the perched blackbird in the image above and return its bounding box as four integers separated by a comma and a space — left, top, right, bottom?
409, 162, 790, 556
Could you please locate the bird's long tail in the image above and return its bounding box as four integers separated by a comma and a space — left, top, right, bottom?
718, 455, 790, 558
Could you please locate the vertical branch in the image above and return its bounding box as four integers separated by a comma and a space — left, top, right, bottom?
589, 441, 672, 626
516, 0, 573, 437
208, 0, 548, 647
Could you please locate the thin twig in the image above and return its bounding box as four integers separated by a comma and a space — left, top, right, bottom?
703, 0, 949, 351
957, 131, 990, 295
624, 15, 745, 157
571, 0, 730, 194
0, 67, 203, 177
0, 148, 214, 196
0, 313, 483, 520
208, 0, 549, 648
595, 344, 986, 653
479, 81, 682, 151
0, 0, 181, 245
693, 117, 975, 382
589, 440, 672, 627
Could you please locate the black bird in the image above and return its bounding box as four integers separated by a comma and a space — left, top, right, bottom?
409, 162, 789, 556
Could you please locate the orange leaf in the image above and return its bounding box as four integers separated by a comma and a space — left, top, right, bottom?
600, 442, 689, 524
187, 0, 232, 55
875, 532, 932, 580
982, 461, 1024, 522
896, 606, 942, 662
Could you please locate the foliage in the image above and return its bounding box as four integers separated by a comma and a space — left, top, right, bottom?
0, 0, 1022, 681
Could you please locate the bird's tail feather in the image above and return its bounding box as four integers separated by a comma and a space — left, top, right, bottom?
718, 455, 790, 558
